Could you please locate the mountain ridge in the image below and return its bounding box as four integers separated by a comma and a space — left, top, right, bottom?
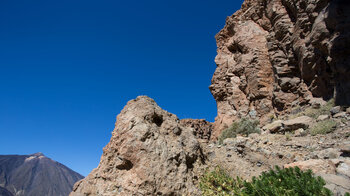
0, 153, 84, 196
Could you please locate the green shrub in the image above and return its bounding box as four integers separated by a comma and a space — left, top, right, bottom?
294, 99, 334, 119
310, 119, 337, 136
218, 118, 260, 144
200, 166, 333, 196
243, 166, 332, 196
199, 166, 238, 196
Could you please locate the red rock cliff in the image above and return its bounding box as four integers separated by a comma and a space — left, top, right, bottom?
210, 0, 350, 139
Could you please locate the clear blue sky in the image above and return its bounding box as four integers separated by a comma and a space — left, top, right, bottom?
0, 0, 243, 176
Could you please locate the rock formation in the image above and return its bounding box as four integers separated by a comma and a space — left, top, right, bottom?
70, 0, 350, 195
180, 119, 212, 140
70, 96, 205, 196
0, 153, 83, 196
210, 0, 350, 138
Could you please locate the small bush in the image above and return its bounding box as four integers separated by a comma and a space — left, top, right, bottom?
310, 119, 337, 136
200, 166, 333, 196
199, 166, 238, 196
218, 118, 260, 144
244, 166, 332, 196
294, 99, 334, 119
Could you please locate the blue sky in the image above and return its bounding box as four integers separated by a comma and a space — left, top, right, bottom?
0, 0, 243, 176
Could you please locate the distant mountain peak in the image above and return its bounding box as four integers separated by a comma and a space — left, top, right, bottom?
31, 152, 45, 157
0, 153, 84, 196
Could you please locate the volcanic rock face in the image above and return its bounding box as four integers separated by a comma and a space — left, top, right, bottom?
0, 153, 83, 196
70, 96, 205, 196
180, 119, 213, 140
210, 0, 350, 138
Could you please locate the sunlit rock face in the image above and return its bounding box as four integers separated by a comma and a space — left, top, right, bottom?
70, 96, 205, 196
210, 0, 350, 139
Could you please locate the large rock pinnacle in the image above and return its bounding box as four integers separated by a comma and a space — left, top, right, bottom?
70, 96, 205, 196
210, 0, 350, 139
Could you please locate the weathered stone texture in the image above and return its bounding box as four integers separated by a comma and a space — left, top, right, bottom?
180, 119, 212, 140
70, 96, 205, 196
210, 0, 350, 139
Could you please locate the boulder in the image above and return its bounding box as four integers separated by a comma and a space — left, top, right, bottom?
70, 96, 205, 196
336, 162, 350, 179
294, 128, 307, 137
319, 174, 350, 193
283, 116, 313, 131
262, 120, 283, 133
310, 98, 327, 109
330, 106, 341, 115
317, 115, 329, 121
333, 112, 346, 118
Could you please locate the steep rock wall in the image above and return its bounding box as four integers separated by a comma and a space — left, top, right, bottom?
210, 0, 350, 139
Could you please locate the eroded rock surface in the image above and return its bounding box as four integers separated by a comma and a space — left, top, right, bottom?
70, 96, 205, 196
204, 126, 350, 194
180, 119, 213, 141
210, 0, 350, 139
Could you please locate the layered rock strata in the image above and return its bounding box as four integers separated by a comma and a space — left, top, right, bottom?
210, 0, 350, 139
70, 96, 205, 196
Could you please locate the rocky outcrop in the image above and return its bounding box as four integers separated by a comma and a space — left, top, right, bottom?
0, 153, 83, 196
210, 0, 350, 139
70, 96, 205, 196
180, 119, 213, 140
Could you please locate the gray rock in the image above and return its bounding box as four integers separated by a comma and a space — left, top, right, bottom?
346, 107, 350, 114
319, 173, 350, 190
249, 110, 257, 118
262, 120, 283, 133
310, 98, 327, 109
284, 116, 313, 131
333, 112, 346, 118
317, 148, 340, 159
330, 106, 341, 115
223, 138, 236, 146
340, 145, 350, 153
325, 183, 350, 196
294, 128, 307, 137
317, 115, 329, 121
336, 162, 350, 178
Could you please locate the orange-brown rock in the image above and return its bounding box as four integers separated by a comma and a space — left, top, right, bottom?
210, 0, 350, 139
70, 96, 205, 196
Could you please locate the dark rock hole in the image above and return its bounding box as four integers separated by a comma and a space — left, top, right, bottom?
185, 155, 197, 169
116, 159, 133, 170
152, 113, 163, 127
